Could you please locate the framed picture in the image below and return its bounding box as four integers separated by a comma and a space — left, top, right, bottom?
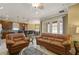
76, 26, 79, 34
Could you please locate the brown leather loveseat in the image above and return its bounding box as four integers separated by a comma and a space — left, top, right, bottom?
36, 33, 72, 55
6, 33, 30, 54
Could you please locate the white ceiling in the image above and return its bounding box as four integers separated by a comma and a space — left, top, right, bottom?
0, 3, 76, 23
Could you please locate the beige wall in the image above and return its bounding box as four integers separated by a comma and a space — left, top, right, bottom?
63, 14, 68, 34
68, 4, 79, 41
28, 23, 40, 31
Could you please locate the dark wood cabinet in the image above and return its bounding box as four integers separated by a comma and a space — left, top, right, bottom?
0, 21, 13, 39
2, 21, 12, 30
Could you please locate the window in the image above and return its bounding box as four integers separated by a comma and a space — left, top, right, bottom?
46, 17, 63, 34
47, 23, 51, 33
13, 28, 19, 30
35, 24, 40, 31
59, 21, 63, 34
0, 24, 2, 34
0, 24, 2, 31
51, 20, 63, 34
12, 23, 19, 30
52, 22, 58, 34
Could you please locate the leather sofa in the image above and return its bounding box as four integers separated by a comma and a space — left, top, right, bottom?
6, 33, 30, 54
36, 33, 72, 55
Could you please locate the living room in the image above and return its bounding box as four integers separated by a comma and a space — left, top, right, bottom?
0, 3, 79, 55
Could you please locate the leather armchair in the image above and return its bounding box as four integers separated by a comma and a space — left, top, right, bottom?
6, 33, 30, 54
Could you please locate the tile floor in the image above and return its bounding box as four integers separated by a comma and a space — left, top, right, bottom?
0, 39, 8, 55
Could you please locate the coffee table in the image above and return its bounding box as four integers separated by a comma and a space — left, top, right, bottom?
19, 47, 46, 55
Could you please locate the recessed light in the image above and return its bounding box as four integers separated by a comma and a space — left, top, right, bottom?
35, 11, 39, 15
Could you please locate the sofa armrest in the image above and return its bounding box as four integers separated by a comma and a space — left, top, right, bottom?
6, 40, 15, 45
24, 37, 30, 42
6, 40, 15, 48
62, 41, 71, 50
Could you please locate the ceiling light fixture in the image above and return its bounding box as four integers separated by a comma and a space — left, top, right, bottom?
32, 3, 44, 9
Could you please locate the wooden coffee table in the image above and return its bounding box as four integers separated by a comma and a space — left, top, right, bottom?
19, 47, 46, 55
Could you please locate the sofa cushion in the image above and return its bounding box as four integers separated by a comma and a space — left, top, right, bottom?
12, 41, 27, 47
37, 39, 64, 48
48, 37, 55, 40
37, 38, 46, 42
6, 40, 15, 45
42, 37, 48, 40
49, 41, 64, 48
14, 38, 23, 42
55, 39, 64, 43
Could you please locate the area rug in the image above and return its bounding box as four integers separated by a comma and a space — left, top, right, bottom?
19, 47, 46, 55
